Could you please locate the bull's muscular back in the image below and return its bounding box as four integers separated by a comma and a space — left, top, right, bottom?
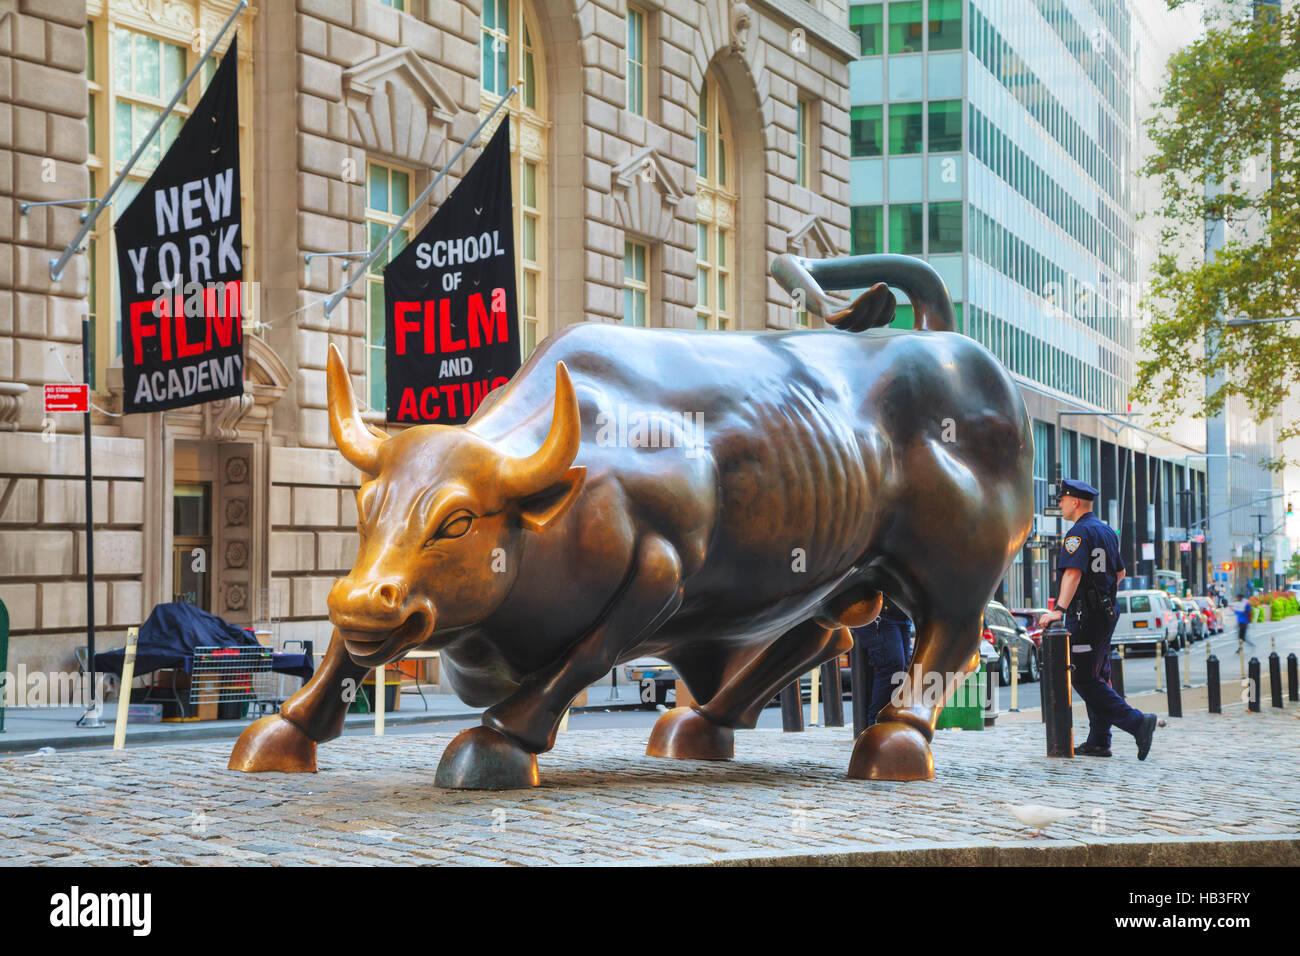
468, 322, 1029, 638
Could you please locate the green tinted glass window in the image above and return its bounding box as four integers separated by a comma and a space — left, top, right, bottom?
929, 0, 963, 52
929, 99, 962, 151
850, 4, 883, 56
851, 205, 884, 255
928, 201, 962, 253
851, 105, 884, 157
888, 202, 924, 254
888, 0, 923, 54
889, 102, 923, 155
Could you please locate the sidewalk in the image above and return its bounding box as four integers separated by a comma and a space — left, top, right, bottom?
1, 701, 1295, 865
0, 681, 645, 754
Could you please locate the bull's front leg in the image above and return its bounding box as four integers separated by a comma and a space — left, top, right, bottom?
434, 534, 684, 790
228, 627, 370, 772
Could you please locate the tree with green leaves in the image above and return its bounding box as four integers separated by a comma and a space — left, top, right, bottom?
1136, 1, 1299, 468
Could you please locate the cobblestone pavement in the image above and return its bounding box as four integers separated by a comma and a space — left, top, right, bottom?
2, 705, 1296, 865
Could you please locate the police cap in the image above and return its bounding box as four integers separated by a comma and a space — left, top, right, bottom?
1059, 478, 1099, 501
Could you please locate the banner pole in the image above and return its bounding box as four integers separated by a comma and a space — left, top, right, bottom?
77, 318, 104, 728
49, 0, 248, 281
323, 86, 518, 317
112, 627, 140, 750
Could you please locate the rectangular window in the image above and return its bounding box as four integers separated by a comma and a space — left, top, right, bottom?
928, 99, 962, 151
929, 0, 962, 51
929, 201, 961, 253
481, 0, 509, 96
796, 99, 809, 187
888, 102, 923, 155
850, 3, 883, 56
888, 0, 923, 54
366, 161, 414, 412
623, 241, 648, 327
627, 6, 645, 116
380, 0, 405, 9
851, 205, 884, 255
888, 202, 924, 254
850, 104, 884, 157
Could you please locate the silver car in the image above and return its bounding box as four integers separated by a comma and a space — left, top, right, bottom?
1114, 589, 1179, 654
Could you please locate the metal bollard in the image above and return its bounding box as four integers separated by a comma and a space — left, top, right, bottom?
1247, 657, 1261, 713
1110, 645, 1125, 699
1207, 653, 1221, 714
1164, 647, 1182, 718
1155, 640, 1164, 692
1288, 652, 1298, 703
779, 682, 804, 731
1239, 638, 1246, 681
1009, 642, 1019, 713
1040, 622, 1073, 758
986, 663, 1000, 728
849, 637, 873, 738
821, 655, 845, 727
1268, 637, 1283, 709
1183, 638, 1191, 689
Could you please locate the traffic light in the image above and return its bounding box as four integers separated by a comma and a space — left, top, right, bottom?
1222, 562, 1233, 572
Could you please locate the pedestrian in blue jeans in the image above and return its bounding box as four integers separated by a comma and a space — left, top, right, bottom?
851, 597, 912, 727
1232, 593, 1253, 648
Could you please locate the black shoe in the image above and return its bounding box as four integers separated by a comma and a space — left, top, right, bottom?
1135, 714, 1157, 761
1076, 742, 1112, 757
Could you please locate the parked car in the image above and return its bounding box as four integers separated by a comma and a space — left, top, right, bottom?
1114, 589, 1179, 655
984, 600, 1038, 684
1189, 596, 1223, 634
1168, 597, 1203, 644
1010, 608, 1046, 653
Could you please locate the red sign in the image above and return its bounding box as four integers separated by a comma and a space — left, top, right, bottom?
44, 383, 89, 413
1179, 542, 1192, 552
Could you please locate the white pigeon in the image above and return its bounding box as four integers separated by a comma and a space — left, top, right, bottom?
1006, 804, 1080, 837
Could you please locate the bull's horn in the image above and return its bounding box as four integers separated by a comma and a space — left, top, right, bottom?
500, 361, 581, 498
327, 342, 384, 474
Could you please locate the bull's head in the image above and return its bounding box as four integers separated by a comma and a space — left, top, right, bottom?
324, 344, 585, 667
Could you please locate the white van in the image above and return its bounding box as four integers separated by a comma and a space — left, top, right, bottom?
1114, 589, 1179, 654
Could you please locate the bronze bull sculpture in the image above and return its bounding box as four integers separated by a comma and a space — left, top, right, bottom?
230, 253, 1033, 788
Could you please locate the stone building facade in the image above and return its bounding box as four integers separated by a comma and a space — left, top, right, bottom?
0, 0, 856, 678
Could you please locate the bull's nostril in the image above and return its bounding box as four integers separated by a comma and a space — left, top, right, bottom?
375, 583, 401, 608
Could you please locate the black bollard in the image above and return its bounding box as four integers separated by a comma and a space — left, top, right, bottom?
1109, 645, 1125, 699
1164, 647, 1182, 718
821, 656, 845, 727
1040, 621, 1073, 757
1247, 657, 1261, 713
779, 681, 804, 731
849, 638, 873, 738
1207, 654, 1221, 714
1268, 647, 1283, 709
1288, 653, 1298, 703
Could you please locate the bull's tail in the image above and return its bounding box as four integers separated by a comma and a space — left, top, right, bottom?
771, 253, 955, 333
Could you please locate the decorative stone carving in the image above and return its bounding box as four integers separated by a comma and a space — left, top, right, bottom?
611, 147, 684, 244
225, 456, 249, 484
204, 392, 254, 442
0, 383, 29, 432
225, 540, 249, 569
225, 497, 248, 527
225, 583, 247, 612
787, 214, 839, 260
343, 48, 456, 168
731, 3, 755, 54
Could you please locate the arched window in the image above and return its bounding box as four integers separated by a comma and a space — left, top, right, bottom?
481, 0, 548, 358
695, 74, 736, 330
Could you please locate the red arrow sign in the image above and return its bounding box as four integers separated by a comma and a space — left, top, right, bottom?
44, 383, 89, 413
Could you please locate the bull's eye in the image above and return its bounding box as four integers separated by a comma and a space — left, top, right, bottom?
432, 511, 473, 542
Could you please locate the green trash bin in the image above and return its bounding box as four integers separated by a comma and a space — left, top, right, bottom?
935, 662, 987, 731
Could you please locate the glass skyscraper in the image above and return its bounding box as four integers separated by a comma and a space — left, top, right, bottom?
847, 0, 1215, 606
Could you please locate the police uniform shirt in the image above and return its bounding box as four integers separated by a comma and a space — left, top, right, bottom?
1056, 512, 1125, 630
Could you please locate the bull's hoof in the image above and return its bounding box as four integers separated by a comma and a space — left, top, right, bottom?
434, 726, 540, 790
847, 721, 934, 781
228, 715, 317, 773
646, 707, 734, 760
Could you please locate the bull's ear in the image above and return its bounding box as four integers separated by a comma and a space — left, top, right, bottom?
517, 466, 586, 533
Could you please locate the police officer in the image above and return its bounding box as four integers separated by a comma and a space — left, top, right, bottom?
1038, 479, 1158, 760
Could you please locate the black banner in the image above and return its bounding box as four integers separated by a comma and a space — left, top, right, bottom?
115, 37, 243, 415
384, 116, 520, 424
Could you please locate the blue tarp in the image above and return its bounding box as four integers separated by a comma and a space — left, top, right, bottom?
93, 602, 260, 677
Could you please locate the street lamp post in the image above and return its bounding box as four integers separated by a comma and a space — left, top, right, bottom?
1183, 453, 1245, 594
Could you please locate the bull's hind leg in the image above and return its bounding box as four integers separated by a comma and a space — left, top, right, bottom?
847, 611, 983, 781
436, 533, 684, 790
229, 627, 370, 772
646, 620, 853, 759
